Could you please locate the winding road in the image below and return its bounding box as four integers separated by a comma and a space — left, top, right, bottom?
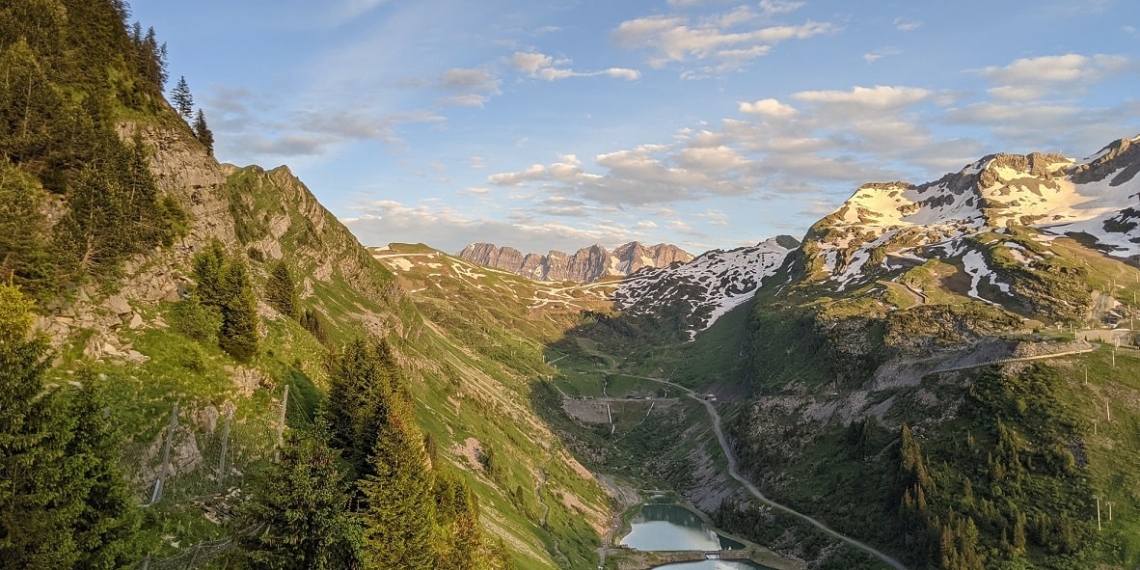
617, 374, 911, 570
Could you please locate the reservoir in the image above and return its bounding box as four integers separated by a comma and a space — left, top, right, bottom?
620, 501, 770, 570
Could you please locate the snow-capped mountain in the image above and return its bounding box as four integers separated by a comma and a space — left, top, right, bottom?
803, 135, 1140, 299
613, 236, 799, 338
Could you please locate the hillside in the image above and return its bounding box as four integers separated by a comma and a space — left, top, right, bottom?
721, 137, 1140, 570
0, 3, 608, 569
7, 3, 1140, 570
458, 241, 693, 283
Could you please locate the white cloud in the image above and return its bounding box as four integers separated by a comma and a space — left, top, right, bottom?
696, 210, 729, 226
611, 10, 836, 74
436, 67, 500, 107
986, 85, 1046, 101
894, 18, 922, 32
636, 220, 658, 228
739, 98, 798, 117
510, 51, 641, 81
605, 67, 643, 80
976, 54, 1136, 100
792, 85, 931, 109
343, 200, 639, 254
862, 48, 900, 63
759, 1, 806, 16
509, 52, 553, 73
488, 164, 546, 186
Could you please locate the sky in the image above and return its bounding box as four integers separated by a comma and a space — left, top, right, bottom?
128, 0, 1140, 256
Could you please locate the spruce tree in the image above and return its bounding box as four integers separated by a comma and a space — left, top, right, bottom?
193, 108, 214, 156
300, 308, 328, 345
265, 260, 297, 319
358, 404, 435, 570
0, 284, 142, 568
236, 424, 363, 570
191, 240, 260, 361
326, 339, 399, 477
0, 281, 71, 568
171, 75, 193, 119
218, 258, 259, 362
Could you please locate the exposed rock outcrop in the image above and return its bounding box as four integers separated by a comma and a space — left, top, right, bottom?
457, 241, 693, 283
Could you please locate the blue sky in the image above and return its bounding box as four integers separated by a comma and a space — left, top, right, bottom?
129, 0, 1140, 256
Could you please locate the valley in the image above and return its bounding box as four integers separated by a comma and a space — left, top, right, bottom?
2, 3, 1140, 570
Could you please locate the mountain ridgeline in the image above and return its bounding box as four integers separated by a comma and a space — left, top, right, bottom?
458, 241, 693, 282
0, 3, 605, 570
5, 1, 1140, 569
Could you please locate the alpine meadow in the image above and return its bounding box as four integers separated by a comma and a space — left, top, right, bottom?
3, 2, 1140, 570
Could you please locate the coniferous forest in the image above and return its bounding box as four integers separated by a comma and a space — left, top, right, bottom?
0, 1, 512, 568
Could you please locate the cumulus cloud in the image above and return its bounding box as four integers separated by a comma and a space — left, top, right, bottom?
343, 200, 643, 254
510, 51, 641, 81
486, 141, 758, 206
611, 8, 836, 75
792, 85, 932, 109
977, 54, 1136, 100
739, 98, 798, 117
436, 67, 500, 107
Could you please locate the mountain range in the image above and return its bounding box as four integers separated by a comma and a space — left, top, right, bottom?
457, 241, 693, 282
6, 4, 1140, 568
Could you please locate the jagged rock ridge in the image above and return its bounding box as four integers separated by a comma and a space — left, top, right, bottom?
614, 236, 799, 337
457, 241, 693, 282
801, 135, 1140, 302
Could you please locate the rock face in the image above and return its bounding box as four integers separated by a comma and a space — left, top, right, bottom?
614, 236, 799, 337
457, 241, 694, 282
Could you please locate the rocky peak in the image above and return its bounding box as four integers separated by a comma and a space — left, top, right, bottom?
1072, 135, 1140, 186
456, 241, 694, 282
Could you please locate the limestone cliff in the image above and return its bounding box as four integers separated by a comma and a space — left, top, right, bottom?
457, 241, 693, 282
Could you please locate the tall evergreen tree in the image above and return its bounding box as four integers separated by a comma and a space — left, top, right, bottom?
218, 258, 259, 362
325, 339, 406, 477
235, 424, 363, 570
0, 283, 142, 569
358, 404, 435, 570
265, 260, 297, 319
193, 108, 214, 156
171, 75, 193, 119
192, 240, 259, 361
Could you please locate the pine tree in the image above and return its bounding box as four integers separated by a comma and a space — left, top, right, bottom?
358, 405, 435, 570
326, 339, 400, 477
300, 308, 328, 345
218, 258, 259, 361
65, 372, 144, 569
191, 240, 260, 361
265, 260, 297, 319
0, 281, 72, 568
171, 75, 193, 119
0, 284, 142, 568
193, 108, 214, 156
236, 424, 363, 570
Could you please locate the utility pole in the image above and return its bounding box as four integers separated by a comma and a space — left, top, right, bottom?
1093, 418, 1098, 435
1084, 365, 1088, 386
1096, 496, 1102, 531
1107, 501, 1115, 523
1106, 398, 1112, 423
